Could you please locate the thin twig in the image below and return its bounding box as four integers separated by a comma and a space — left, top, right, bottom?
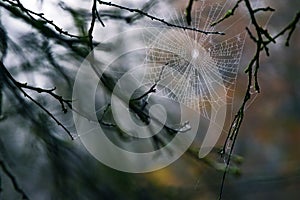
0, 62, 74, 140
0, 1, 89, 58
98, 0, 224, 35
3, 0, 85, 39
14, 83, 72, 113
185, 0, 194, 25
218, 2, 300, 199
253, 7, 275, 13
0, 160, 30, 200
88, 0, 105, 49
88, 0, 98, 49
211, 0, 243, 26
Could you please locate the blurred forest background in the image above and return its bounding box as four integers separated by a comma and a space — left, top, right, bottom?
0, 0, 299, 199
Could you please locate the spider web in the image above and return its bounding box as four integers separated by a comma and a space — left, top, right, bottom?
141, 0, 247, 121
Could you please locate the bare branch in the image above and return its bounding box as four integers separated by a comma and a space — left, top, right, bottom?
211, 0, 243, 26
105, 0, 157, 24
218, 2, 299, 199
253, 6, 275, 13
3, 0, 85, 39
185, 0, 194, 25
14, 83, 72, 113
88, 0, 105, 50
285, 11, 300, 46
0, 160, 30, 200
0, 62, 74, 140
98, 0, 224, 35
0, 1, 89, 58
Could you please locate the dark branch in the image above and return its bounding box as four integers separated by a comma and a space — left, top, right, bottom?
88, 0, 105, 50
14, 83, 72, 114
285, 11, 300, 46
253, 6, 275, 13
109, 0, 157, 24
0, 1, 89, 58
98, 0, 224, 35
218, 2, 300, 199
3, 0, 85, 39
0, 62, 74, 140
211, 0, 243, 26
131, 84, 156, 101
185, 0, 194, 26
0, 160, 30, 200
